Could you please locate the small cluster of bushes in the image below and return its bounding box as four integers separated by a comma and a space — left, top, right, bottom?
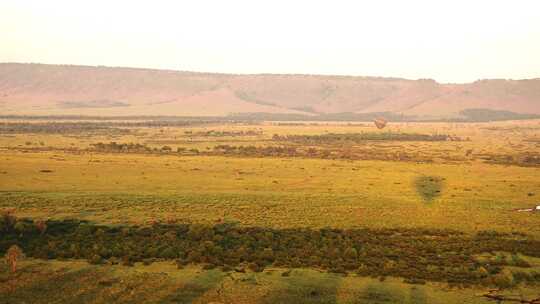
271, 133, 459, 144
2, 216, 540, 289
91, 142, 152, 153
90, 142, 200, 155
186, 130, 262, 137
213, 145, 300, 158
481, 153, 540, 167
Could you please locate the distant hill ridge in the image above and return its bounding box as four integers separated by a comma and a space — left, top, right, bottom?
0, 63, 539, 119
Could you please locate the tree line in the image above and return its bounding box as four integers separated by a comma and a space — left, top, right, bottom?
2, 214, 540, 289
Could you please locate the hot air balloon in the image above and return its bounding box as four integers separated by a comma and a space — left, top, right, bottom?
373, 117, 387, 129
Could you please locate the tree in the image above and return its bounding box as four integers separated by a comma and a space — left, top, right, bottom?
35, 220, 47, 235
5, 245, 24, 273
0, 210, 17, 232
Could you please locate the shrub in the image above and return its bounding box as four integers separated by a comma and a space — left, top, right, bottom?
160, 247, 177, 259
122, 256, 134, 267
510, 254, 531, 268
404, 278, 426, 285
0, 211, 17, 232
89, 254, 104, 265
281, 269, 292, 277
248, 262, 263, 272
34, 220, 47, 234
491, 271, 514, 289
476, 266, 489, 278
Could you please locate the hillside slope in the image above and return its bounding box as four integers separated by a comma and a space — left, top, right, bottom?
0, 63, 538, 118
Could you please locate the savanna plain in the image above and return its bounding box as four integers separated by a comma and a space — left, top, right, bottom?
1, 118, 540, 303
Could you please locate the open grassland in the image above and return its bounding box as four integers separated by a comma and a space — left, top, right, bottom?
2, 260, 539, 304
1, 119, 540, 303
0, 150, 539, 235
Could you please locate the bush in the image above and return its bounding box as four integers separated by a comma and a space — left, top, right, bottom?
491, 271, 514, 289
248, 262, 263, 272
510, 254, 531, 268
160, 247, 177, 259
0, 211, 17, 232
89, 254, 104, 265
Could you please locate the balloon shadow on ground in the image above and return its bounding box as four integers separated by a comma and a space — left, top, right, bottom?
414, 176, 444, 203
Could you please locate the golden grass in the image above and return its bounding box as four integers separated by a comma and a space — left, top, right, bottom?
4, 259, 536, 304
1, 119, 539, 304
1, 149, 539, 235
1, 121, 539, 233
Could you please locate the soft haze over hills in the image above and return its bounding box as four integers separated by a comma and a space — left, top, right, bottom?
0, 63, 539, 119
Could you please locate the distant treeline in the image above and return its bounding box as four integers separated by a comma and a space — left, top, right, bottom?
481, 152, 540, 167
228, 109, 540, 122
90, 142, 199, 155
0, 115, 239, 122
272, 133, 459, 144
186, 130, 262, 137
227, 112, 408, 122
0, 121, 254, 134
89, 142, 427, 162
455, 109, 540, 122
0, 122, 131, 135
213, 145, 301, 158
1, 216, 540, 289
211, 144, 432, 162
2, 108, 538, 123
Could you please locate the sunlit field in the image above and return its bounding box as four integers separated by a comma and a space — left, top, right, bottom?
1, 119, 540, 303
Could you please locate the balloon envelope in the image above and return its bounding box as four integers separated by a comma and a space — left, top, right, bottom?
373, 118, 387, 129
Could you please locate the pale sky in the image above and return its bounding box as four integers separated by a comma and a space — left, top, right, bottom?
1, 0, 539, 83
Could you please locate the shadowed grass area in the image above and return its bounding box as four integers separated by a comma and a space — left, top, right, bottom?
159, 269, 225, 304
1, 260, 539, 304
414, 176, 444, 203
408, 286, 428, 304
354, 283, 407, 304
0, 262, 225, 304
262, 270, 342, 304
0, 267, 106, 304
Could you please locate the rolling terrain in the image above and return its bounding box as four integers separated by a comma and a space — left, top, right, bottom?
1, 63, 539, 118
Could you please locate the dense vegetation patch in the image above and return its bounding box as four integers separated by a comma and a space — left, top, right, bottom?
481, 153, 540, 167
2, 215, 540, 289
271, 133, 459, 144
0, 123, 130, 135
211, 144, 433, 162
186, 130, 262, 137
90, 142, 200, 154
459, 109, 540, 122
88, 141, 426, 162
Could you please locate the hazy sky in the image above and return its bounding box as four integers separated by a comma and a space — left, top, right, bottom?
1, 0, 539, 83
